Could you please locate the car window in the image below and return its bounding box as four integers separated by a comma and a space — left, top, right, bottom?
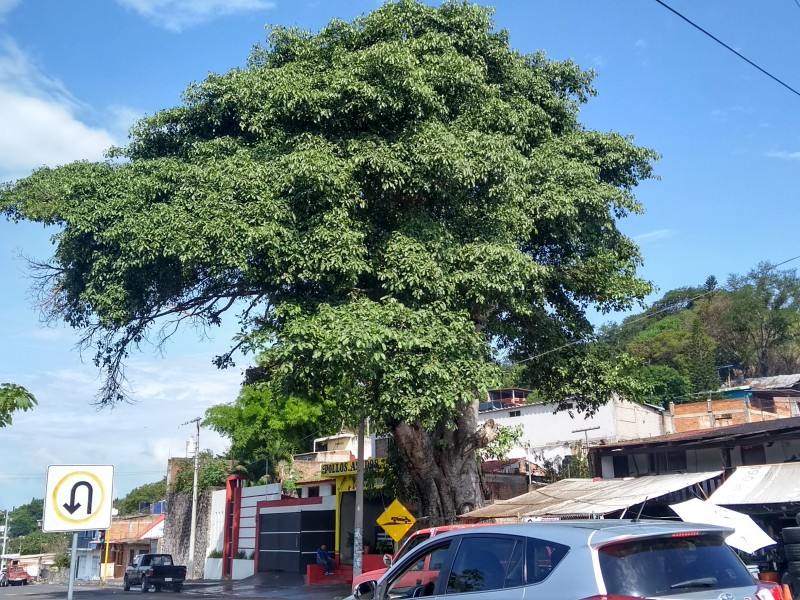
525, 537, 570, 584
396, 532, 431, 562
599, 534, 755, 598
446, 536, 522, 594
385, 541, 452, 598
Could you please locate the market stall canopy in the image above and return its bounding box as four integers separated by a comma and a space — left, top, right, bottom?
670, 498, 776, 554
461, 472, 722, 521
709, 463, 800, 506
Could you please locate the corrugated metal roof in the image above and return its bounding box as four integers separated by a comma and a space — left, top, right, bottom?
748, 374, 800, 390
709, 463, 800, 505
461, 471, 722, 520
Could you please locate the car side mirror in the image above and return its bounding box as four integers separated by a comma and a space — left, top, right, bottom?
354, 580, 376, 599
382, 553, 393, 567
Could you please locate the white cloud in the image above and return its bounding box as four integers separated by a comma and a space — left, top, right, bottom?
709, 105, 753, 123
0, 353, 242, 506
0, 37, 130, 183
0, 0, 20, 19
633, 228, 675, 244
765, 150, 800, 161
116, 0, 276, 32
587, 54, 606, 68
634, 39, 649, 67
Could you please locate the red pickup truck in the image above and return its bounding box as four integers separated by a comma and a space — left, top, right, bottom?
5, 563, 31, 586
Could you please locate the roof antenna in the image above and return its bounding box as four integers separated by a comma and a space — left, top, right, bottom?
633, 497, 648, 522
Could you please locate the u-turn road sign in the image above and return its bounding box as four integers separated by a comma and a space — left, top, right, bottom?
43, 465, 114, 532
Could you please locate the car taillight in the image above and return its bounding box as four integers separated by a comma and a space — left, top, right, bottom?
670, 531, 700, 537
149, 568, 154, 576
756, 582, 784, 600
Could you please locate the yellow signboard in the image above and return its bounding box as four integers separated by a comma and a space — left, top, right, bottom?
321, 458, 385, 477
377, 499, 416, 542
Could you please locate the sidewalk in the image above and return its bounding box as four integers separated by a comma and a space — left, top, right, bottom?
182, 572, 351, 600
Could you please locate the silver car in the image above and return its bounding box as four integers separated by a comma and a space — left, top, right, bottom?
352, 519, 781, 600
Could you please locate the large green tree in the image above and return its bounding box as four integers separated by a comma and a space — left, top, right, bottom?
1, 1, 655, 518
204, 384, 338, 482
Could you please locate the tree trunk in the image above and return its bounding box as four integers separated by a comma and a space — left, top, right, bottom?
391, 400, 495, 522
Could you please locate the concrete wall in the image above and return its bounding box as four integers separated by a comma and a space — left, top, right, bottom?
205, 489, 226, 557
238, 484, 282, 556
479, 396, 664, 464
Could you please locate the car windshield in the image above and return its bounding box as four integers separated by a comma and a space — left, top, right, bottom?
598, 534, 755, 598
395, 532, 431, 562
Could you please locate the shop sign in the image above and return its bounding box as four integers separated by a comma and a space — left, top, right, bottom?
321, 458, 385, 477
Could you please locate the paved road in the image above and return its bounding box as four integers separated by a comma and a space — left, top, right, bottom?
0, 579, 350, 600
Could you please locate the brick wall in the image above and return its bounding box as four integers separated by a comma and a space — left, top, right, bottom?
669, 399, 783, 433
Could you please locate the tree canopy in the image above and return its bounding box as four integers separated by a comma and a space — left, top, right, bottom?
204, 384, 338, 483
115, 478, 167, 516
0, 383, 36, 427
600, 262, 800, 405
1, 0, 656, 518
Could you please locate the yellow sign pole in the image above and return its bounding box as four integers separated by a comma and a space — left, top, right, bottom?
101, 531, 111, 586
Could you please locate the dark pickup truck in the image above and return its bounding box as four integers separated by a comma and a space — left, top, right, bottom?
124, 553, 186, 593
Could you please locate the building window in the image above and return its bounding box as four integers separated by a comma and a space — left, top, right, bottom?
307, 486, 320, 498
649, 450, 687, 473
741, 444, 766, 466
509, 410, 521, 417
613, 455, 630, 477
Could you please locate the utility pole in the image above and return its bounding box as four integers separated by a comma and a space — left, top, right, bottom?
182, 417, 201, 580
353, 418, 365, 578
1, 510, 8, 569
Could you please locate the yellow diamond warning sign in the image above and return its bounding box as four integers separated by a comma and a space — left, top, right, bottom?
377, 499, 416, 542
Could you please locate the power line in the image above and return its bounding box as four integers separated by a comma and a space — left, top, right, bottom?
652, 0, 800, 98
794, 0, 800, 10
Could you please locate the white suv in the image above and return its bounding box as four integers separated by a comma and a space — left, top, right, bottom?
352, 519, 783, 600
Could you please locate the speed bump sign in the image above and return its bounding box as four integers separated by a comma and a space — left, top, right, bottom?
43, 465, 114, 532
377, 499, 416, 542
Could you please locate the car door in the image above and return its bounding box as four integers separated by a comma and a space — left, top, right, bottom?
372, 539, 456, 599
436, 534, 526, 600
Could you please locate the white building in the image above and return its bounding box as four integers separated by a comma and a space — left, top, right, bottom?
478, 389, 666, 466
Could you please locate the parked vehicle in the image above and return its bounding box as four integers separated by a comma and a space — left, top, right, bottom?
351, 524, 491, 595
5, 563, 29, 586
123, 553, 186, 593
351, 519, 786, 600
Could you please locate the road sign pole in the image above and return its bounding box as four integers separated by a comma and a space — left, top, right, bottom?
66, 532, 78, 600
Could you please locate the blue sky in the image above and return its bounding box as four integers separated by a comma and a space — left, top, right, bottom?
1, 0, 798, 508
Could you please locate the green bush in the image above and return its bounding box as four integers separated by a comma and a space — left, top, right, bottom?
207, 549, 223, 559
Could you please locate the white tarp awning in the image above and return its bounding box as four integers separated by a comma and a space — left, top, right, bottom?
462, 471, 722, 520
709, 463, 800, 506
670, 498, 776, 554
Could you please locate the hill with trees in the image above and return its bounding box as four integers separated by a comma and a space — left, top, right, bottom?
600, 262, 800, 406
